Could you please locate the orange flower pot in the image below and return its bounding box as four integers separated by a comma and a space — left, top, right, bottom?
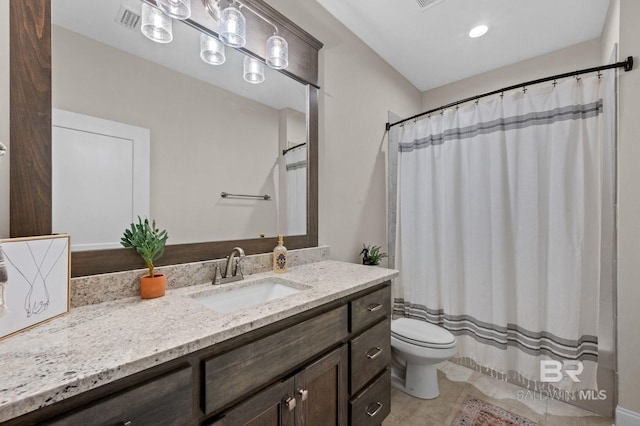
140, 274, 166, 299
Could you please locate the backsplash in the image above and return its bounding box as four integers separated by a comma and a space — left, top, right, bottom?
70, 246, 330, 307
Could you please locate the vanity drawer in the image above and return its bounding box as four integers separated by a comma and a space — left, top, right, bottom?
350, 285, 391, 333
204, 305, 348, 414
45, 365, 193, 426
349, 369, 391, 426
350, 317, 391, 394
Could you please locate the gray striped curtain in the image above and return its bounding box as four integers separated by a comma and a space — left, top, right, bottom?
394, 71, 615, 392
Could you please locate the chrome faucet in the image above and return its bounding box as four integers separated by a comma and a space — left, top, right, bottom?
213, 247, 245, 285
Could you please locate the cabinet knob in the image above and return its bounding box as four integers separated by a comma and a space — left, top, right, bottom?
297, 388, 309, 401
366, 347, 383, 360
367, 303, 383, 312
285, 396, 297, 411
365, 401, 383, 417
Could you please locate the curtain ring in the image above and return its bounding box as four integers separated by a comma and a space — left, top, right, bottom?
575, 74, 582, 82
474, 98, 479, 105
597, 70, 603, 79
440, 109, 444, 115
552, 79, 557, 87
522, 86, 527, 93
500, 91, 504, 99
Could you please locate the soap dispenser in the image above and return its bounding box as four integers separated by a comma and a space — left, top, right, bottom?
273, 235, 287, 273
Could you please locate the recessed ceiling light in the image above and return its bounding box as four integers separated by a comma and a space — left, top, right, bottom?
469, 25, 489, 38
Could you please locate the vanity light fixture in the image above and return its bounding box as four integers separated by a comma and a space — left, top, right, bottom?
243, 56, 265, 84
146, 0, 290, 80
266, 34, 288, 70
219, 3, 247, 48
200, 33, 226, 65
217, 0, 289, 71
468, 24, 489, 38
141, 3, 173, 43
157, 0, 191, 19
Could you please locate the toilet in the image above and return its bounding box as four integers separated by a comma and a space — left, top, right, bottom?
390, 318, 457, 399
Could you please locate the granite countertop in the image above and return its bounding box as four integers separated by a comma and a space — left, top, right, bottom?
0, 260, 397, 422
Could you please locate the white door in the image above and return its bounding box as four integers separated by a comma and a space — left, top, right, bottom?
52, 109, 150, 251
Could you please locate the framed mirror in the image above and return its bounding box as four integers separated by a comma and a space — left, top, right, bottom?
9, 0, 321, 276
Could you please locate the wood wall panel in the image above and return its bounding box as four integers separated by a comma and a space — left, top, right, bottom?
9, 0, 52, 237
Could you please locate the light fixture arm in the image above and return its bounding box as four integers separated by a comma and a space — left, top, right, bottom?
234, 0, 279, 35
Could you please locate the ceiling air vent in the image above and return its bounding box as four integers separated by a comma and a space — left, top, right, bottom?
415, 0, 447, 12
114, 4, 141, 31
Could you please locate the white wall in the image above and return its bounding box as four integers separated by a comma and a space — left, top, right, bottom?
422, 38, 601, 111
0, 1, 9, 238
267, 0, 423, 264
616, 0, 640, 417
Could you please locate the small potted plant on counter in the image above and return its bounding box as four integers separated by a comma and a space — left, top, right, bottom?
360, 244, 388, 266
121, 217, 169, 299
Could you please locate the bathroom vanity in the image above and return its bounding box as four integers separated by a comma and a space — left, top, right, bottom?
0, 260, 397, 425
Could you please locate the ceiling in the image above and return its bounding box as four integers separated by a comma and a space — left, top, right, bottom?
316, 0, 612, 92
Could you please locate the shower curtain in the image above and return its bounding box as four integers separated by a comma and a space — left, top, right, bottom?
394, 72, 615, 392
284, 143, 307, 235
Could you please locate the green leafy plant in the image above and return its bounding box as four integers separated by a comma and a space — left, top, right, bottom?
360, 244, 388, 266
121, 217, 169, 278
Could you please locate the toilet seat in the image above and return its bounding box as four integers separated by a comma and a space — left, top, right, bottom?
391, 318, 456, 349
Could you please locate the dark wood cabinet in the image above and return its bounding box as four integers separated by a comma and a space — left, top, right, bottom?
43, 365, 193, 426
3, 282, 392, 426
204, 306, 348, 415
347, 286, 392, 426
349, 370, 391, 426
210, 346, 349, 426
349, 319, 391, 395
208, 377, 297, 426
294, 345, 348, 426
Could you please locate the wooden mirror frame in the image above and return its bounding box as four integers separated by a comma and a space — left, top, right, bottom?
9, 0, 321, 277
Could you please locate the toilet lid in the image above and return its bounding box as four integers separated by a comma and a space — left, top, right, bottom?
391, 318, 456, 347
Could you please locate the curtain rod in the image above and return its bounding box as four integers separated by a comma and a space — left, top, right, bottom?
386, 56, 634, 131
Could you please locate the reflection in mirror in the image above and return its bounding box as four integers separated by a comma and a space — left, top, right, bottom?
51, 0, 308, 251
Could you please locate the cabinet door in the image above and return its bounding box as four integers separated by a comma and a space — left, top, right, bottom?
294, 346, 348, 426
210, 378, 296, 426
44, 365, 193, 426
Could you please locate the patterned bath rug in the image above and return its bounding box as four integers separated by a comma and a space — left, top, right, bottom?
452, 397, 538, 426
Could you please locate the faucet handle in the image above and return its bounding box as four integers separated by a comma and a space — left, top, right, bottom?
234, 256, 244, 279
212, 265, 223, 285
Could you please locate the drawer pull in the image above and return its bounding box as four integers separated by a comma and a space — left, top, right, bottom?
365, 401, 383, 417
122, 422, 132, 426
298, 388, 309, 401
367, 303, 383, 312
285, 396, 297, 411
366, 347, 383, 359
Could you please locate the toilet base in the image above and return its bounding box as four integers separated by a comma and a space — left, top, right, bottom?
391, 361, 440, 399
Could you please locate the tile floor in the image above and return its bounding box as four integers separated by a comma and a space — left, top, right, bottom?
382, 362, 613, 426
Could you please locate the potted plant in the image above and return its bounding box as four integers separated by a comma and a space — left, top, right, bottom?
360, 244, 388, 266
121, 217, 169, 299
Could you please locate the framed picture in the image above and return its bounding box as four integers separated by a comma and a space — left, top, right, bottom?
0, 234, 70, 341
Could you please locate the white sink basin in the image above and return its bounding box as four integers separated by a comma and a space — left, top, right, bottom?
189, 277, 308, 313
